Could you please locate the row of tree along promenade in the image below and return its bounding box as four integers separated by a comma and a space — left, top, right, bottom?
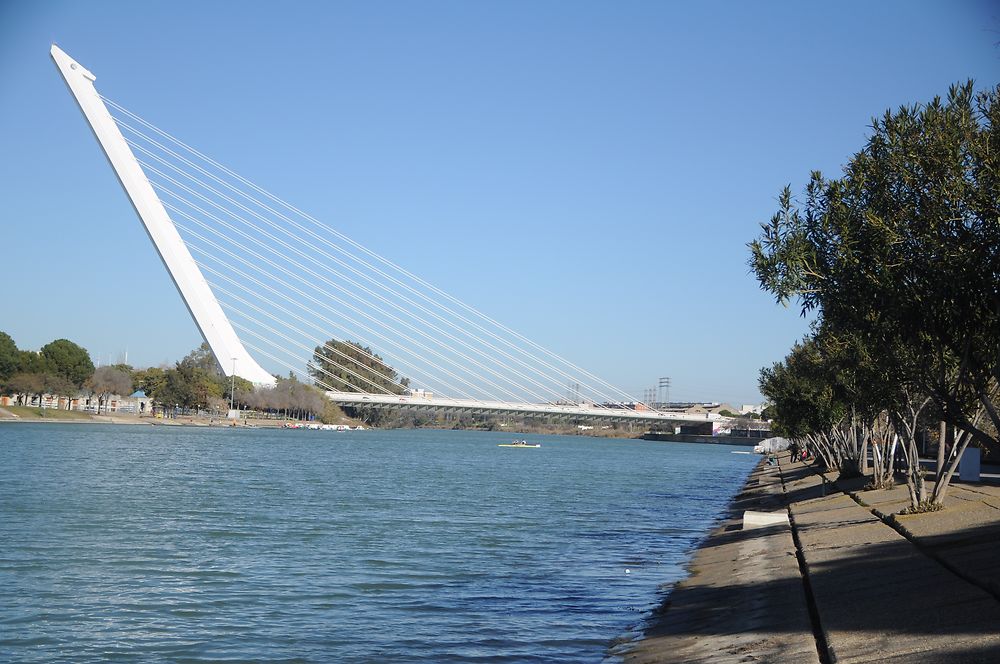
749, 81, 998, 514
626, 79, 1000, 663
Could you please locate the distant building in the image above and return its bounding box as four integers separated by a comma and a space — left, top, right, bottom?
2, 390, 140, 414
2, 392, 90, 410
128, 390, 153, 415
597, 401, 651, 411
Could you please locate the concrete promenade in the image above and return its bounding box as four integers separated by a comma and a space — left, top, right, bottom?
625, 453, 1000, 663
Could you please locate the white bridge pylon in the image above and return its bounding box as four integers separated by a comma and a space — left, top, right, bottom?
51, 45, 275, 385
51, 44, 701, 424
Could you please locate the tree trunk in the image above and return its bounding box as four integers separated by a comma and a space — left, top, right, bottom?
891, 396, 931, 510
905, 465, 918, 508
887, 433, 898, 477
933, 428, 971, 505
936, 420, 947, 486
931, 407, 986, 505
859, 421, 870, 475
861, 436, 871, 478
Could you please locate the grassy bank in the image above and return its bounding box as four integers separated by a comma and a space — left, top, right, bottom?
1, 405, 94, 421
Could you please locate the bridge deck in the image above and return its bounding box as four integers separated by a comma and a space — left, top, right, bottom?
325, 391, 722, 424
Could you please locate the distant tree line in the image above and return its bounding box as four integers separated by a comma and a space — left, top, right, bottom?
0, 335, 343, 423
0, 332, 98, 410
749, 81, 998, 512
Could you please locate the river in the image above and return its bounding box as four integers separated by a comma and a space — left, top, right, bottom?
0, 424, 755, 662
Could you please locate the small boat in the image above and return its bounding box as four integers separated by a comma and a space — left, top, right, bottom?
498, 439, 541, 448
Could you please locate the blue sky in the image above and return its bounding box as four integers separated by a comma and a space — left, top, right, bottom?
1, 1, 997, 405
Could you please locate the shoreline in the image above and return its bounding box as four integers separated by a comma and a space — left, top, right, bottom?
620, 453, 816, 663
0, 406, 362, 429
0, 414, 319, 429
0, 411, 739, 443
624, 453, 1000, 663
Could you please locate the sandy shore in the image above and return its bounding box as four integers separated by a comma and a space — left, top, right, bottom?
624, 453, 1000, 663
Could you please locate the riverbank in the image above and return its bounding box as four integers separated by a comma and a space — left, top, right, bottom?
0, 408, 673, 440
624, 452, 1000, 663
0, 407, 363, 429
640, 432, 769, 446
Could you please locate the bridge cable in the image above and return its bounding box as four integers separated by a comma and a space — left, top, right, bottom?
104, 97, 660, 412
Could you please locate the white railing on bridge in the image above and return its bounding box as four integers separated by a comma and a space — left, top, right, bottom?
325, 391, 722, 423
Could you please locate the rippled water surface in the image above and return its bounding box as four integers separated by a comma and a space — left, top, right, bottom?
0, 424, 755, 662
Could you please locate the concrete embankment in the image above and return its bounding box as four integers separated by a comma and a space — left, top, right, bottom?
625, 454, 1000, 663
640, 432, 769, 446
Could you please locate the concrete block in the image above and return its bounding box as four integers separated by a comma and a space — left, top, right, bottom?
743, 510, 789, 529
960, 447, 981, 482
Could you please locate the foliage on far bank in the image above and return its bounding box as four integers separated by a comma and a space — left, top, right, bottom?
310, 339, 409, 395
0, 336, 344, 424
86, 366, 134, 414
0, 334, 92, 410
750, 81, 999, 511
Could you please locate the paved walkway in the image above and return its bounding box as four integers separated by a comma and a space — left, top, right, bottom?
625, 454, 1000, 663
625, 459, 818, 664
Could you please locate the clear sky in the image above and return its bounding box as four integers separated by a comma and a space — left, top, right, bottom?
1, 1, 997, 405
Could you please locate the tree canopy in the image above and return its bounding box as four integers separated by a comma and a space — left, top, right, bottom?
310, 339, 409, 394
132, 366, 167, 397
181, 342, 223, 375
39, 338, 95, 387
0, 333, 95, 407
86, 366, 134, 414
0, 331, 18, 382
750, 81, 999, 508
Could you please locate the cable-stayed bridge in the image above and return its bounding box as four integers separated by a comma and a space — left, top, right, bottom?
326, 392, 716, 425
52, 45, 718, 427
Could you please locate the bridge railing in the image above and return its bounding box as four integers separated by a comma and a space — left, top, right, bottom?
324, 391, 724, 423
